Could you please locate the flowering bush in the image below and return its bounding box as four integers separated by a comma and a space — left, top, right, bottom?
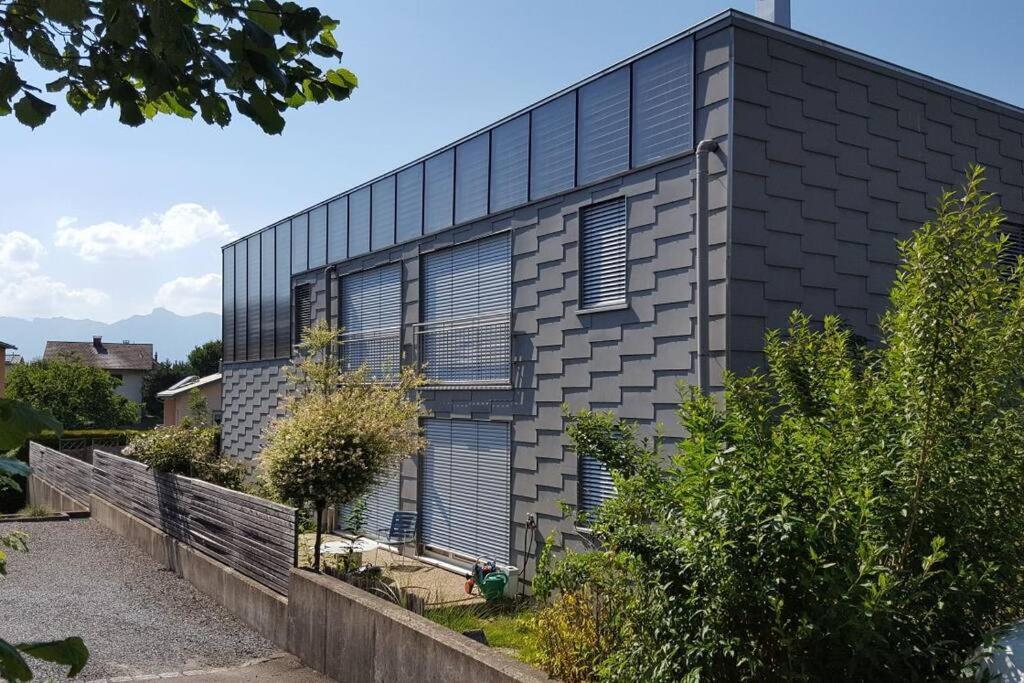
125, 424, 246, 490
260, 320, 425, 571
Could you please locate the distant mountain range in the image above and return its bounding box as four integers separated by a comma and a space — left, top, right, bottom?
0, 308, 220, 362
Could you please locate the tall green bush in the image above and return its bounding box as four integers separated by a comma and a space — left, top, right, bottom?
541, 167, 1024, 681
6, 356, 138, 428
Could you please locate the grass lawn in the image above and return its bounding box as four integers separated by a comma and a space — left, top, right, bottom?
424, 599, 541, 664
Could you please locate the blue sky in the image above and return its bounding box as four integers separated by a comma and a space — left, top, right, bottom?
1, 0, 1021, 322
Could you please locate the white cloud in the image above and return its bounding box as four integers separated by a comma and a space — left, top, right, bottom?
55, 203, 233, 261
0, 231, 45, 274
154, 273, 222, 316
0, 230, 110, 319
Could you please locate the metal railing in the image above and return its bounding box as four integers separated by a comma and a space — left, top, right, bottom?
414, 313, 511, 386
339, 327, 402, 379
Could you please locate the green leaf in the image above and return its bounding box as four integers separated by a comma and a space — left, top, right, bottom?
13, 93, 57, 128
17, 637, 89, 677
245, 0, 282, 35
245, 92, 285, 134
38, 0, 89, 26
0, 398, 62, 450
0, 61, 23, 103
45, 76, 71, 93
0, 640, 32, 683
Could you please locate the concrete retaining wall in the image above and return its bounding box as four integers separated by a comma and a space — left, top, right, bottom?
90, 494, 288, 649
288, 569, 550, 683
28, 475, 89, 515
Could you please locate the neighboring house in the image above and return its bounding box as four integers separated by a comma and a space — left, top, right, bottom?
43, 336, 154, 409
157, 373, 223, 426
218, 4, 1024, 570
0, 341, 15, 398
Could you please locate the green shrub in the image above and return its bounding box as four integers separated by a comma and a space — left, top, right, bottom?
6, 356, 139, 428
543, 167, 1024, 681
125, 424, 246, 490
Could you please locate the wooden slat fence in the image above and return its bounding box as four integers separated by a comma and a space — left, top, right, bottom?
29, 442, 93, 505
91, 450, 297, 595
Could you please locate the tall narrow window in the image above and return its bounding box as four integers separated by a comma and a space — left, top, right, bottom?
580, 457, 615, 512
340, 264, 402, 378
417, 234, 511, 385
580, 198, 628, 310
293, 283, 313, 346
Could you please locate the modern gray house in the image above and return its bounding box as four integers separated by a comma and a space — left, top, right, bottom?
220, 6, 1024, 571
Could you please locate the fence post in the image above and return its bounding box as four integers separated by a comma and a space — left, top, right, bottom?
294, 508, 301, 568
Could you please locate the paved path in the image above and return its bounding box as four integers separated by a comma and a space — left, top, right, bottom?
0, 518, 327, 682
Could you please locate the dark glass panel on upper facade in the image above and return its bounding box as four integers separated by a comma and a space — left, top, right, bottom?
327, 197, 348, 264
396, 164, 423, 243
455, 133, 489, 224
274, 222, 291, 357
424, 149, 455, 233
308, 205, 327, 269
371, 176, 396, 250
577, 67, 630, 184
247, 234, 261, 360
632, 38, 694, 166
291, 213, 308, 273
489, 115, 529, 212
222, 246, 235, 362
530, 93, 576, 200
349, 186, 371, 256
260, 229, 276, 355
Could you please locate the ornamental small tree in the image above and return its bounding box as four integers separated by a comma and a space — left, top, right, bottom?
260, 320, 425, 572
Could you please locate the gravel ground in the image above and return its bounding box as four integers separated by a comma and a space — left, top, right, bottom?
0, 519, 278, 681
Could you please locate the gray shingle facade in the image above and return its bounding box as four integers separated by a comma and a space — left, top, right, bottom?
220, 10, 1024, 572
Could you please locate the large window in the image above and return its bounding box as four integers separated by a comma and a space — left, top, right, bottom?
340, 264, 402, 378
421, 419, 510, 563
417, 234, 511, 385
580, 198, 628, 310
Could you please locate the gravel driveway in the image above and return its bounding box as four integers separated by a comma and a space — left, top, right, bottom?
0, 519, 279, 681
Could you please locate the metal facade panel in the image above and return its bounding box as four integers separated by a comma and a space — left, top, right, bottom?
530, 93, 576, 200
371, 176, 396, 251
578, 67, 630, 185
274, 223, 291, 358
327, 196, 348, 263
308, 205, 328, 269
489, 114, 529, 212
260, 229, 276, 356
425, 149, 455, 234
455, 133, 490, 224
246, 235, 261, 360
234, 239, 247, 361
291, 213, 308, 274
349, 187, 371, 256
580, 198, 628, 309
580, 456, 615, 511
632, 37, 694, 166
396, 164, 424, 243
420, 419, 510, 563
223, 246, 235, 362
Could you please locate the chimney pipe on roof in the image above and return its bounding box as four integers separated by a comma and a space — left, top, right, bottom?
93, 335, 104, 351
755, 0, 791, 27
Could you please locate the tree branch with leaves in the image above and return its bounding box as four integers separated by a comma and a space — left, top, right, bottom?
0, 0, 357, 132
